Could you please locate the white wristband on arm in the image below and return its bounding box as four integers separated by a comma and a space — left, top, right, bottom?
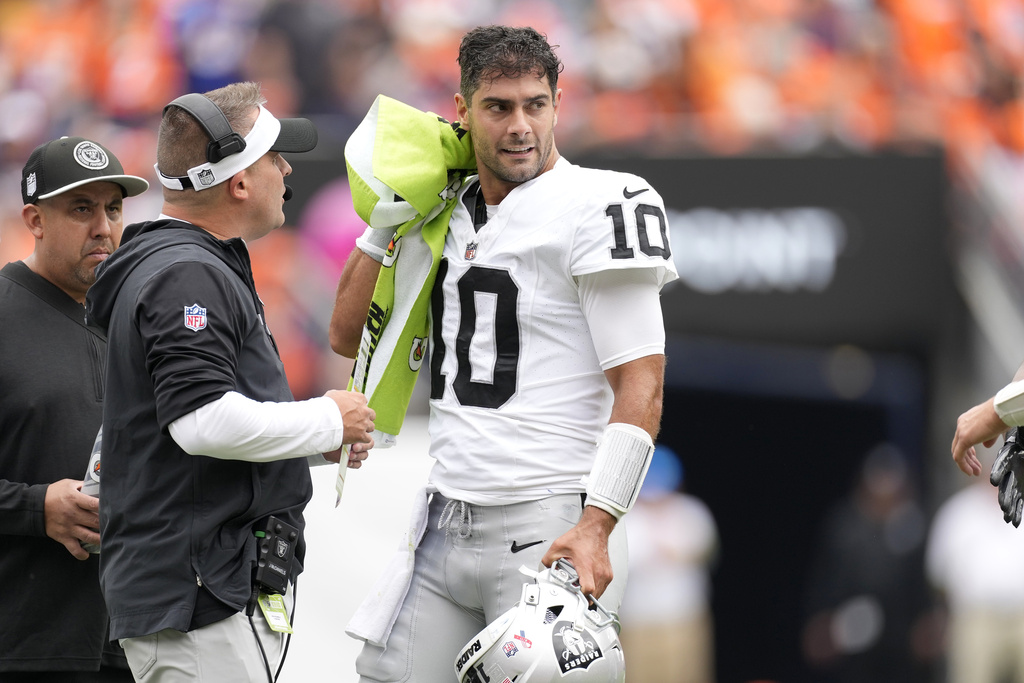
994, 380, 1024, 427
355, 225, 397, 264
584, 422, 655, 520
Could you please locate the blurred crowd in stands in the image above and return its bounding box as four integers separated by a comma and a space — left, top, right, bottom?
1, 0, 1023, 399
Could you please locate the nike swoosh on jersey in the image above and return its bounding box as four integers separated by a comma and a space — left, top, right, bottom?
623, 187, 649, 199
510, 540, 546, 553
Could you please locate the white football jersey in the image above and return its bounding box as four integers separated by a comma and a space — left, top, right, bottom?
427, 158, 677, 504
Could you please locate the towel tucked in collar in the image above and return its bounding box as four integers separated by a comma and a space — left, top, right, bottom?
335, 95, 474, 500
348, 195, 455, 441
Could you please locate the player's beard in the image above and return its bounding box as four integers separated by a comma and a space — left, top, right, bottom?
479, 132, 554, 185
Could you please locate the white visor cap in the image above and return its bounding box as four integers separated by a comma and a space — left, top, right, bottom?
156, 105, 317, 191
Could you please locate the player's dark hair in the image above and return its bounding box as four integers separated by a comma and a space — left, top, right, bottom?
458, 25, 563, 102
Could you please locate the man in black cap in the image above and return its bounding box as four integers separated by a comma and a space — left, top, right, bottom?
0, 135, 147, 681
85, 81, 376, 682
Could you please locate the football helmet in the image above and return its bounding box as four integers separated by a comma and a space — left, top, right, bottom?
455, 559, 625, 683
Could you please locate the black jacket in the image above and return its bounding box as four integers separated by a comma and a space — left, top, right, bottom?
0, 261, 127, 672
86, 219, 312, 640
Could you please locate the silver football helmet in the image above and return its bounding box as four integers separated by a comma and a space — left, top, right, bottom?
455, 559, 626, 683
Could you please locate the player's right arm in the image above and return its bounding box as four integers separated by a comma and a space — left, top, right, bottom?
329, 247, 382, 358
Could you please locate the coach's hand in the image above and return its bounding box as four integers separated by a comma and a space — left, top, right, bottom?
326, 390, 375, 447
45, 479, 100, 560
991, 427, 1024, 527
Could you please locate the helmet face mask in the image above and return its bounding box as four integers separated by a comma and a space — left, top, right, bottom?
455, 560, 626, 683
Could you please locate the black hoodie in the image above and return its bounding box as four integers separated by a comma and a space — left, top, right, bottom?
86, 219, 311, 640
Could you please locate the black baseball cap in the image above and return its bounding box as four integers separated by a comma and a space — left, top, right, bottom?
21, 136, 149, 205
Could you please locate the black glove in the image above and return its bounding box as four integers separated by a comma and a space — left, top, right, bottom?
991, 427, 1024, 527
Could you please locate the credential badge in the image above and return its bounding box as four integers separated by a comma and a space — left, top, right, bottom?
184, 304, 207, 332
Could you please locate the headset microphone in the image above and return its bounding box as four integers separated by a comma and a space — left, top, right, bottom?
283, 185, 293, 201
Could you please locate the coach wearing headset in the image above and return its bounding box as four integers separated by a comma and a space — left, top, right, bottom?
86, 82, 376, 682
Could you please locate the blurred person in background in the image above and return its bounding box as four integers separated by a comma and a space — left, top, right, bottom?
619, 444, 719, 683
801, 443, 936, 683
0, 135, 147, 681
928, 448, 1024, 683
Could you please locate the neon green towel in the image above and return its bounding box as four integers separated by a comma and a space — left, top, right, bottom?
344, 95, 475, 444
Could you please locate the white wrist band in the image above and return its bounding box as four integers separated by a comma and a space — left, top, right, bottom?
584, 423, 655, 520
995, 380, 1024, 426
355, 225, 397, 264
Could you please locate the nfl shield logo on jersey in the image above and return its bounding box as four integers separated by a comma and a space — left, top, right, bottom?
184, 304, 207, 332
465, 241, 477, 260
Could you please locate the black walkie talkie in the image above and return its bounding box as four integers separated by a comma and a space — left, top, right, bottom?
253, 515, 299, 595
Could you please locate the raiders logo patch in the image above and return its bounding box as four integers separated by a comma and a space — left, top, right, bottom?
552, 621, 604, 674
73, 141, 109, 170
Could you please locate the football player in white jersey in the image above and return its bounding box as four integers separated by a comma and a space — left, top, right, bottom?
331, 25, 678, 681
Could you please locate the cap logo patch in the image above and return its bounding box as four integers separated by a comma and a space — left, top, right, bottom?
26, 172, 36, 198
73, 141, 109, 170
184, 303, 208, 332
197, 169, 215, 187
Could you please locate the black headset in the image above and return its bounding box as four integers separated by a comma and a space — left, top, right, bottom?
161, 92, 294, 200
164, 93, 246, 163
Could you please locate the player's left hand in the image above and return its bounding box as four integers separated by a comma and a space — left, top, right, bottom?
952, 398, 1008, 476
991, 427, 1024, 526
541, 505, 616, 599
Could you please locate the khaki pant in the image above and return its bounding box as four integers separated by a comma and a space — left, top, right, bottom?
949, 609, 1024, 683
120, 610, 286, 682
620, 611, 715, 683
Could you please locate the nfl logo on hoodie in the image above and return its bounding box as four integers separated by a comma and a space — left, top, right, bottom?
184, 304, 208, 332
